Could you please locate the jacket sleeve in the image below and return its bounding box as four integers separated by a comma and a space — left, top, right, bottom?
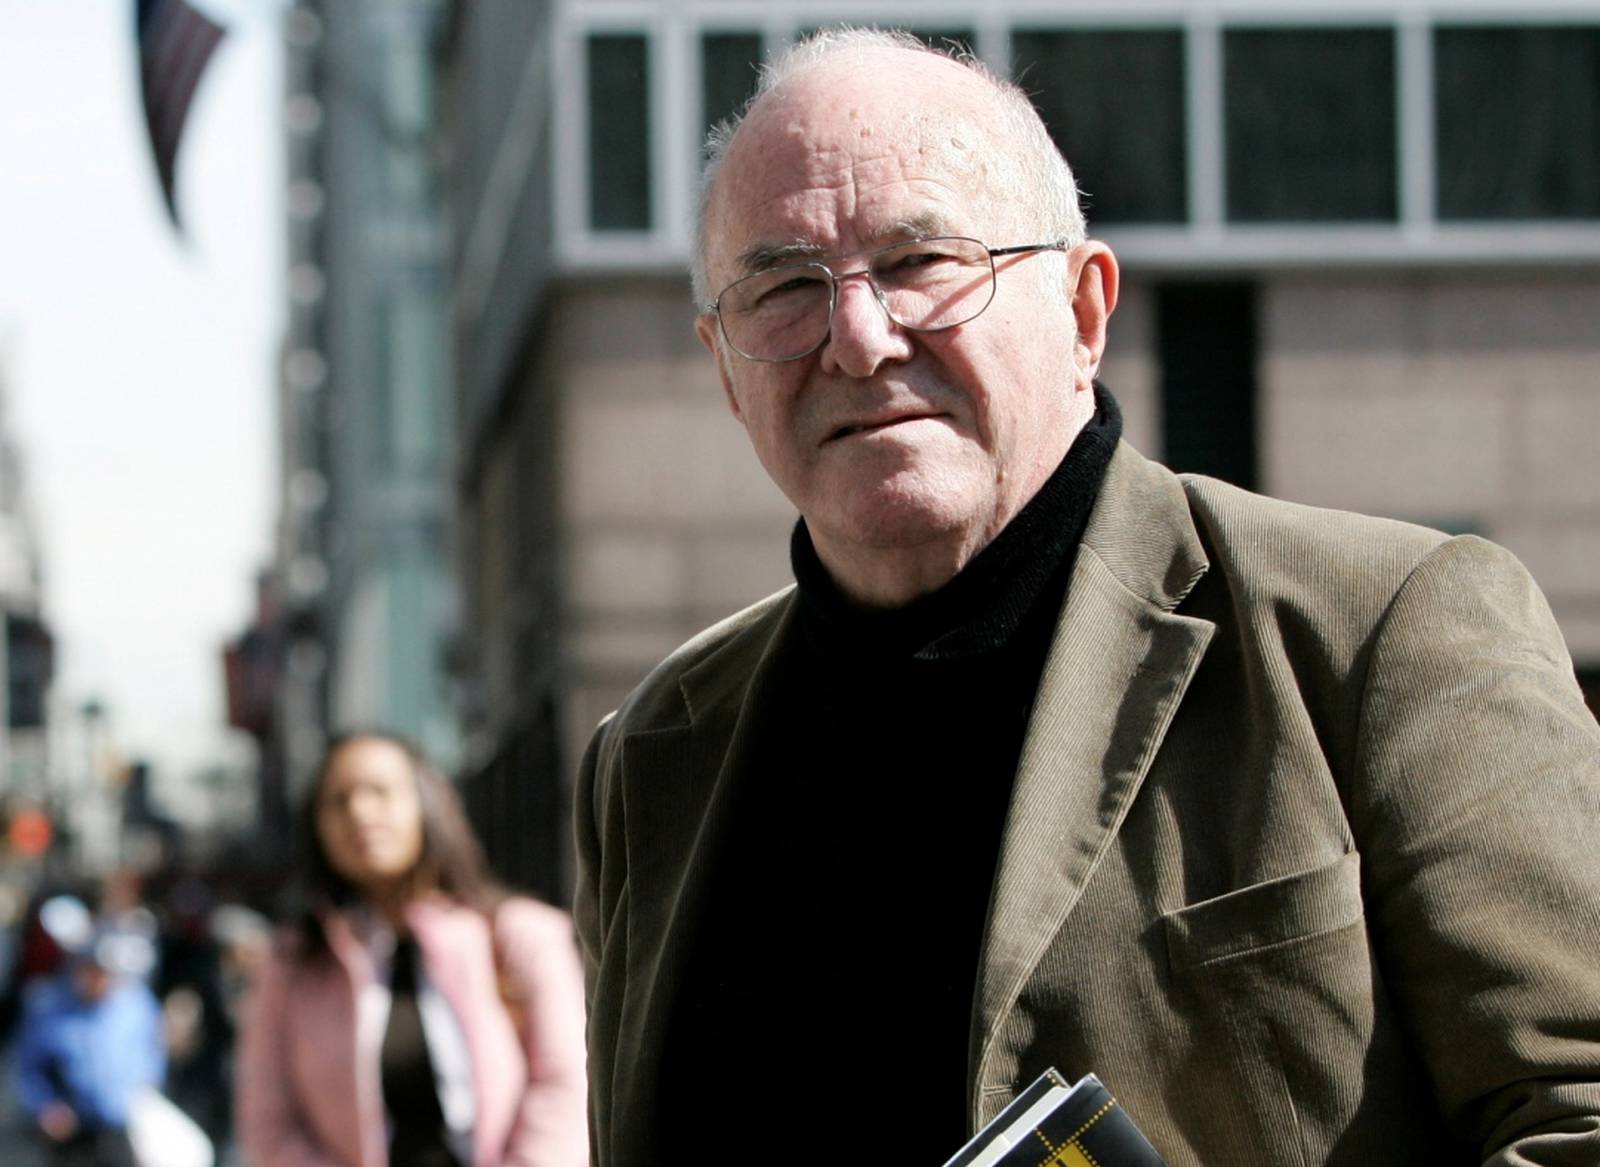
573, 713, 616, 1003
128, 983, 167, 1097
572, 715, 616, 1167
10, 986, 64, 1119
234, 953, 348, 1167
495, 900, 589, 1167
1352, 535, 1600, 1164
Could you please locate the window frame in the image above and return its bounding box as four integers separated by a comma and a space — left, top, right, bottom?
552, 0, 1600, 273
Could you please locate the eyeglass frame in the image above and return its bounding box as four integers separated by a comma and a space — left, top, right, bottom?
701, 236, 1070, 363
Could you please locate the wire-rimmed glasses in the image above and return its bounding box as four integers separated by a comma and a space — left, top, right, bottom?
704, 236, 1068, 363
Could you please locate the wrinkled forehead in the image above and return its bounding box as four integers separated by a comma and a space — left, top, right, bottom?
705, 52, 1017, 279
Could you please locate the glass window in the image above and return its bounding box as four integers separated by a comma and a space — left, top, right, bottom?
1224, 27, 1397, 222
701, 32, 763, 151
1435, 26, 1600, 220
1011, 29, 1187, 225
375, 287, 445, 475
588, 34, 651, 230
382, 43, 436, 199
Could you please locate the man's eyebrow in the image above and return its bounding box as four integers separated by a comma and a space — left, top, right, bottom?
867, 211, 952, 244
733, 213, 956, 276
737, 240, 827, 275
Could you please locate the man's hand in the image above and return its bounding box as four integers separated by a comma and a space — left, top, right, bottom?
38, 1101, 78, 1142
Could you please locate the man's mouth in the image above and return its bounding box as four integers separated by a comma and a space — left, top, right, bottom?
827, 413, 941, 441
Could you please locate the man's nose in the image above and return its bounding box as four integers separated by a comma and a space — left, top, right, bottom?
819, 271, 914, 377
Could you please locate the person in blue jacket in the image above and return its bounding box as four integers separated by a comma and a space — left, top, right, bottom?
10, 924, 165, 1167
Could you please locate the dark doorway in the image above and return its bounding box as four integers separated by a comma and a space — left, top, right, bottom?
1157, 281, 1259, 490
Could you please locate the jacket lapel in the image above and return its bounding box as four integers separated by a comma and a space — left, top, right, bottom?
972, 444, 1215, 1100
404, 901, 516, 1167
609, 594, 798, 1146
316, 911, 385, 1167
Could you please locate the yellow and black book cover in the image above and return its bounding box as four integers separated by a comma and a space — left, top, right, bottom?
943, 1069, 1167, 1167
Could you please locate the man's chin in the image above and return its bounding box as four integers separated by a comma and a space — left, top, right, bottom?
813, 485, 988, 564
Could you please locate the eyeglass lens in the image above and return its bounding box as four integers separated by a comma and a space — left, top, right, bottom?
717, 236, 998, 362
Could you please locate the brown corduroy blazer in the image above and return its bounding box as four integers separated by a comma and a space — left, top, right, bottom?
574, 441, 1600, 1166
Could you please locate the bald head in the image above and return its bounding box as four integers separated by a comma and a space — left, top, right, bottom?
692, 29, 1085, 308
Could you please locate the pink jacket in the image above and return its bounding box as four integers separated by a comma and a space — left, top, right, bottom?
237, 896, 587, 1167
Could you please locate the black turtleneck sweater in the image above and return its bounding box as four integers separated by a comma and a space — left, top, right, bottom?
658, 391, 1123, 1161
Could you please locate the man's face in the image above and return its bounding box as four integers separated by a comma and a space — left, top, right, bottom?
697, 51, 1111, 599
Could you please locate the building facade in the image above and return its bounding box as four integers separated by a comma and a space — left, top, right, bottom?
0, 362, 52, 796
264, 0, 462, 838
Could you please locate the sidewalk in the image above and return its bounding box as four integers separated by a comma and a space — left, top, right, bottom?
0, 1085, 48, 1167
0, 1052, 237, 1167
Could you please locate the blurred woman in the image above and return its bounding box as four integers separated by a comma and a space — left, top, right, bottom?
237, 732, 586, 1167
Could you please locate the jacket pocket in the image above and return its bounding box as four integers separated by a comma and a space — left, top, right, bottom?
1162, 851, 1362, 971
1160, 853, 1369, 1167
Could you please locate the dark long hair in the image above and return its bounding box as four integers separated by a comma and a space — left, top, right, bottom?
289, 730, 504, 955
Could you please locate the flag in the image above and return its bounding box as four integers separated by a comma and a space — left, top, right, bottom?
135, 0, 227, 228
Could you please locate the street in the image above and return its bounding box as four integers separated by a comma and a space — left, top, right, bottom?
0, 1086, 48, 1167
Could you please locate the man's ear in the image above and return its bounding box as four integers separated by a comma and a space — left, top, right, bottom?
695, 313, 745, 423
1067, 242, 1119, 389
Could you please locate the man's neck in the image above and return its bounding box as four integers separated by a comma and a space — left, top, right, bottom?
810, 525, 999, 608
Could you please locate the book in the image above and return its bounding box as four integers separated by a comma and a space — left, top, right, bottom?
942, 1069, 1168, 1167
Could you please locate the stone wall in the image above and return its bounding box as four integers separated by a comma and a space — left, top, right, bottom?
1262, 273, 1600, 659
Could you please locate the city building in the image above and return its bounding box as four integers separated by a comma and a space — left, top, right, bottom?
0, 355, 61, 878
262, 0, 461, 844
0, 366, 51, 794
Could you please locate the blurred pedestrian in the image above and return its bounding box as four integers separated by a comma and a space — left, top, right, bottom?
0, 892, 94, 1048
10, 921, 165, 1167
236, 732, 586, 1167
154, 879, 234, 1153
93, 871, 159, 988
209, 903, 271, 1031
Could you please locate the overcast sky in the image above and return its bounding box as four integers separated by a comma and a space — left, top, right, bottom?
0, 0, 281, 783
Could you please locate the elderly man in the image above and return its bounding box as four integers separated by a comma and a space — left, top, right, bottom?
574, 29, 1600, 1166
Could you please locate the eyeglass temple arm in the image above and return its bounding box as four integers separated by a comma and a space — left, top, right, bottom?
986, 241, 1070, 259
